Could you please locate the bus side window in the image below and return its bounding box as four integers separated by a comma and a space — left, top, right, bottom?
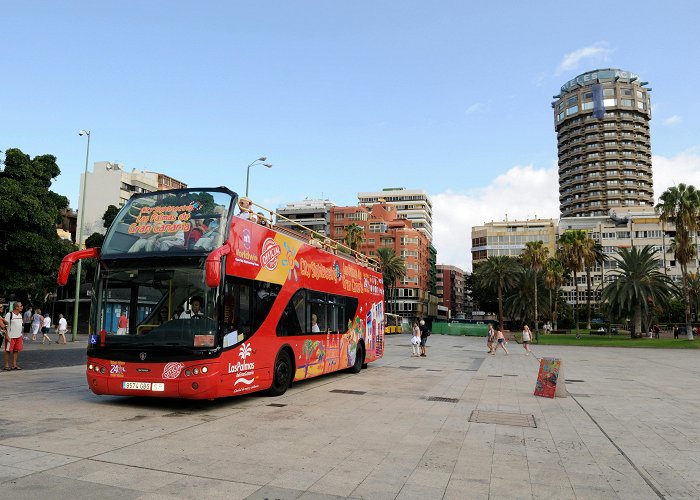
342, 297, 359, 332
276, 290, 304, 336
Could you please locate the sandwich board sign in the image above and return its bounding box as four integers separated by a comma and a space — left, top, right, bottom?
534, 357, 567, 398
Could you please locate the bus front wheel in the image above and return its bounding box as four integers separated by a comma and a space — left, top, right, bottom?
269, 350, 292, 397
350, 344, 364, 374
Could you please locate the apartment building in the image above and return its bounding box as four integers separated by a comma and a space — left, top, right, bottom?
330, 202, 431, 317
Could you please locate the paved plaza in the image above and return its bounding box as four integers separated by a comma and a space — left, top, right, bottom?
1, 333, 699, 499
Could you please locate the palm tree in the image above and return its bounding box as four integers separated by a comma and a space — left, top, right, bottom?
505, 268, 548, 326
688, 272, 700, 326
521, 240, 549, 342
474, 256, 521, 330
543, 257, 565, 330
583, 240, 607, 329
343, 223, 365, 252
601, 246, 676, 338
557, 230, 588, 335
377, 247, 406, 314
656, 183, 700, 340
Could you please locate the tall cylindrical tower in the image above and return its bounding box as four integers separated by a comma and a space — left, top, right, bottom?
553, 68, 653, 217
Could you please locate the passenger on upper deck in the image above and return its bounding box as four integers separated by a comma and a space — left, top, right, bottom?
237, 197, 257, 222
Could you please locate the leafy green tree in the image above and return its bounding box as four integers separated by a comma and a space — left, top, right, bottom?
102, 204, 120, 229
377, 247, 406, 314
601, 246, 676, 338
521, 240, 548, 340
543, 257, 565, 330
466, 267, 498, 318
557, 230, 589, 334
656, 183, 700, 340
85, 232, 105, 249
343, 223, 364, 251
583, 241, 607, 329
0, 148, 71, 303
474, 256, 521, 329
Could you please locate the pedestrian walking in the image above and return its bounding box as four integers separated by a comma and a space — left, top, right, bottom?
4, 301, 24, 370
494, 327, 509, 355
22, 306, 32, 339
56, 314, 68, 344
419, 319, 430, 357
116, 312, 128, 335
410, 320, 421, 357
0, 304, 7, 342
41, 313, 53, 344
486, 324, 495, 354
521, 324, 532, 356
30, 308, 43, 341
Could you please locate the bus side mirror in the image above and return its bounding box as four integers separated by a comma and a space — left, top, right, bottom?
58, 247, 100, 286
205, 242, 232, 288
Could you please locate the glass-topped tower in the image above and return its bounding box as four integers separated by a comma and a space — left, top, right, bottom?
553, 68, 653, 217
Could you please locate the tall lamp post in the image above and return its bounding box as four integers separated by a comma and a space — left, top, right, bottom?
245, 156, 272, 197
72, 129, 91, 342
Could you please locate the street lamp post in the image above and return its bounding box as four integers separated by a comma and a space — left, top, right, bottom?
72, 130, 91, 342
245, 156, 272, 197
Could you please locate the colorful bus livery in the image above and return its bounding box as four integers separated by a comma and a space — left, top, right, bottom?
58, 188, 385, 399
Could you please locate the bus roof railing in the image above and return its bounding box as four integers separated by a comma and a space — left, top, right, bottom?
240, 197, 381, 273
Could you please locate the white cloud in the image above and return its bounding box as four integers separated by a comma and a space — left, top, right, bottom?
556, 42, 613, 75
465, 102, 485, 115
653, 149, 700, 199
432, 164, 559, 272
663, 115, 682, 126
430, 150, 700, 273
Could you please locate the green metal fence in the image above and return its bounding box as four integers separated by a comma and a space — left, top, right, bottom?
431, 321, 489, 336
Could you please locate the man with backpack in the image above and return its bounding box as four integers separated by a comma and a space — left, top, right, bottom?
419, 319, 430, 357
4, 301, 24, 370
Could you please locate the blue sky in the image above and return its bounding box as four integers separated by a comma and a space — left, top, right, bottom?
3, 1, 700, 270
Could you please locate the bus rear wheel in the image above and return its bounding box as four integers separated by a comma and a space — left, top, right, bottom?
350, 344, 364, 374
268, 350, 292, 397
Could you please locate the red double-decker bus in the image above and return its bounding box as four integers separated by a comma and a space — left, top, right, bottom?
58, 187, 385, 399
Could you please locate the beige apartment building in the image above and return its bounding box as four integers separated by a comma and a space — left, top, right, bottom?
78, 161, 187, 238
471, 218, 558, 266
558, 208, 700, 305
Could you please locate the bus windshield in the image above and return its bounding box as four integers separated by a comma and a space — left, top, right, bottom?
92, 264, 220, 349
101, 188, 234, 258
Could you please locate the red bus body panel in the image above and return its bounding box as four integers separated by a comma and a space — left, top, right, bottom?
85, 216, 385, 399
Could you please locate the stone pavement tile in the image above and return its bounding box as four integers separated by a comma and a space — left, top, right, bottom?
443, 478, 489, 500
307, 468, 373, 498
642, 463, 700, 498
404, 468, 450, 489
297, 492, 358, 500
530, 481, 576, 500
567, 472, 617, 498
0, 445, 53, 467
143, 476, 260, 500
11, 450, 81, 472
488, 476, 533, 499
0, 464, 35, 483
50, 459, 183, 492
351, 479, 406, 500
1, 434, 123, 458
244, 485, 304, 500
395, 482, 445, 500
527, 465, 568, 485
4, 473, 143, 500
267, 468, 330, 491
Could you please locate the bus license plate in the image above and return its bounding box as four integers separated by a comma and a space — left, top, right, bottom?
123, 381, 151, 390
